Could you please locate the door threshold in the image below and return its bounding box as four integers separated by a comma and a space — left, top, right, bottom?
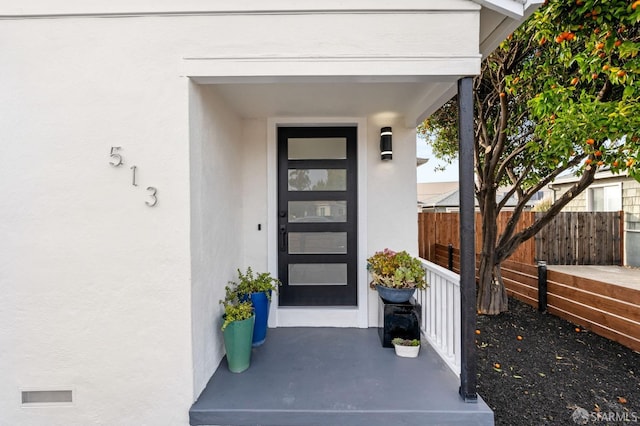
275, 307, 364, 328
278, 306, 358, 310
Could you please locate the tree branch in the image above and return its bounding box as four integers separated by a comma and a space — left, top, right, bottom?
596, 79, 612, 102
489, 77, 509, 177
495, 159, 597, 262
498, 163, 533, 212
495, 141, 531, 183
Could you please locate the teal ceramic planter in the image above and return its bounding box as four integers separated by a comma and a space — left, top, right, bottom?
222, 315, 255, 373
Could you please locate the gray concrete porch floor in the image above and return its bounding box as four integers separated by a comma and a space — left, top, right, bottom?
190, 328, 493, 426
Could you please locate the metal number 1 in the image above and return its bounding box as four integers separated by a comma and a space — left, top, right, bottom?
130, 165, 138, 186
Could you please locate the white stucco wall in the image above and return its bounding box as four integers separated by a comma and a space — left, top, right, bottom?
189, 84, 245, 397
0, 16, 193, 426
242, 119, 270, 272
365, 119, 419, 326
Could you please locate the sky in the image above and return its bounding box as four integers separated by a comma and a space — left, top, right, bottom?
416, 138, 459, 183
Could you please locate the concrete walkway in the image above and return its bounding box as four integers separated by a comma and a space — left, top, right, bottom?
547, 265, 640, 291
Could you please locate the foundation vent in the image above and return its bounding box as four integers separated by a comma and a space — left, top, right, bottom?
21, 390, 73, 405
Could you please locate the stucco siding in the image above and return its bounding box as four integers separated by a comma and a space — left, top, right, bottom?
242, 119, 270, 272
366, 120, 419, 326
189, 84, 245, 399
0, 16, 193, 426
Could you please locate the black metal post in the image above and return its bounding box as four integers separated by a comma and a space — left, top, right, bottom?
538, 261, 548, 312
457, 77, 477, 402
448, 244, 454, 271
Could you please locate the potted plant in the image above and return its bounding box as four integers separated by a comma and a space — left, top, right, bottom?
367, 249, 427, 303
220, 298, 255, 373
229, 267, 281, 347
391, 337, 421, 358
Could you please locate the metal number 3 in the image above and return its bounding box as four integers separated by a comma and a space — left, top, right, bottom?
146, 187, 158, 207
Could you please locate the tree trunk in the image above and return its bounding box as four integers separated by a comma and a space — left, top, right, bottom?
476, 203, 509, 315
477, 260, 508, 315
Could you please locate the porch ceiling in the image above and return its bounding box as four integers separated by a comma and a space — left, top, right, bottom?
191, 3, 542, 126
205, 80, 455, 126
188, 1, 542, 126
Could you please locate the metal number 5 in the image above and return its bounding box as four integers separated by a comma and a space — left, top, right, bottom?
109, 146, 123, 167
146, 187, 158, 207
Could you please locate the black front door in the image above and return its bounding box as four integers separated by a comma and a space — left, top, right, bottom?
277, 126, 358, 306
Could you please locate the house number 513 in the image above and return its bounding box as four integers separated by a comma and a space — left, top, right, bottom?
109, 146, 158, 207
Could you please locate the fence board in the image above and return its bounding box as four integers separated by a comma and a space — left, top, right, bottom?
420, 211, 622, 267
427, 242, 640, 353
528, 212, 623, 265
504, 280, 538, 306
419, 211, 535, 264
548, 282, 640, 323
547, 294, 640, 345
547, 269, 640, 303
501, 260, 537, 277
547, 306, 640, 353
558, 214, 567, 264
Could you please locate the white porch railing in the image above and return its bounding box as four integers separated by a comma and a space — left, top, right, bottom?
414, 258, 461, 377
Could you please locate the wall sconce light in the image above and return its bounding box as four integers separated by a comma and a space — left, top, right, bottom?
380, 127, 393, 160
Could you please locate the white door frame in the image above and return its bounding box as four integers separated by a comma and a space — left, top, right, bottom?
267, 117, 368, 328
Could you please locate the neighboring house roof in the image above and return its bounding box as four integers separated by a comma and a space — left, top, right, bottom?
417, 181, 460, 204
421, 188, 465, 208
549, 168, 631, 187
419, 183, 529, 209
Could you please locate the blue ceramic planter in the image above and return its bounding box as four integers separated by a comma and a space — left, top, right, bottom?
244, 291, 271, 347
375, 285, 416, 303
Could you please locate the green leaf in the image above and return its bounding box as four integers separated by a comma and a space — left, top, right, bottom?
420, 0, 640, 314
623, 85, 634, 99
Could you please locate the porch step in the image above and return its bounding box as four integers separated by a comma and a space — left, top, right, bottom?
189, 328, 493, 426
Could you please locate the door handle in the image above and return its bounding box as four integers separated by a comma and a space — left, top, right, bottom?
279, 225, 287, 252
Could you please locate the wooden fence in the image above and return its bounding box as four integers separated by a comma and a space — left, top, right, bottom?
534, 212, 623, 265
418, 212, 535, 265
419, 211, 623, 266
431, 243, 640, 353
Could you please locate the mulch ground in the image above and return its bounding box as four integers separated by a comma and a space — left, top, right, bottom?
476, 297, 640, 425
